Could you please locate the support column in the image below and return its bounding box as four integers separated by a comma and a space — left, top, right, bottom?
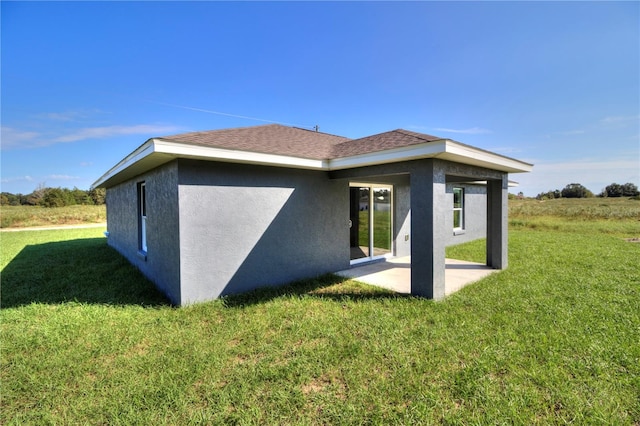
410, 161, 447, 300
486, 174, 508, 269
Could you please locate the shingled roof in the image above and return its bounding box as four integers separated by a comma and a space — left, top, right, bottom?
93, 124, 533, 189
158, 124, 350, 160
157, 124, 449, 160
331, 129, 442, 158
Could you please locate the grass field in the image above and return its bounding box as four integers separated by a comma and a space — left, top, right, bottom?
1, 200, 639, 424
0, 204, 106, 228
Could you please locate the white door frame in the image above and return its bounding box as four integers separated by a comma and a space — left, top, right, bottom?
349, 182, 394, 265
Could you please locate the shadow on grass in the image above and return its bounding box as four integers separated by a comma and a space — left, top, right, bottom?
221, 273, 415, 308
1, 238, 170, 308
2, 237, 410, 310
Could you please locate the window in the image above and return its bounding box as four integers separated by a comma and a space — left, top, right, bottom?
453, 187, 464, 230
138, 182, 147, 253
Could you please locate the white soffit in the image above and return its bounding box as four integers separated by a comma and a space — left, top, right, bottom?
93, 137, 533, 189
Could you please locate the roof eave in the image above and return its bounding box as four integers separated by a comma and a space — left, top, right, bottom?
93, 138, 533, 189
327, 140, 533, 173
91, 139, 329, 189
92, 139, 159, 189
155, 139, 328, 170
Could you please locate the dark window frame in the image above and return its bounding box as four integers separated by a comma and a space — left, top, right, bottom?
453, 187, 464, 230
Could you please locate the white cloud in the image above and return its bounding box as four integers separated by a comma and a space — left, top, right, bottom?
600, 115, 640, 124
434, 127, 492, 135
558, 129, 585, 135
0, 127, 42, 149
35, 109, 111, 122
46, 174, 80, 180
535, 159, 637, 172
37, 111, 84, 122
1, 175, 34, 184
1, 124, 181, 149
53, 124, 180, 143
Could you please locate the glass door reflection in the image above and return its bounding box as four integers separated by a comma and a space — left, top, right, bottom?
350, 184, 392, 262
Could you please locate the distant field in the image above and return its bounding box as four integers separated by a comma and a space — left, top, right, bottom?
0, 205, 106, 228
509, 197, 640, 236
2, 197, 638, 230
510, 197, 640, 220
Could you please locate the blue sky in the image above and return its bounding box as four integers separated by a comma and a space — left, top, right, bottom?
2, 1, 638, 196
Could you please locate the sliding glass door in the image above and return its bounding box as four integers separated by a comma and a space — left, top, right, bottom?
349, 184, 392, 262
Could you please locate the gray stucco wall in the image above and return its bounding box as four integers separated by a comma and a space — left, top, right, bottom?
105, 161, 181, 304
445, 183, 487, 246
104, 155, 505, 305
391, 181, 486, 254
176, 160, 349, 304
393, 180, 412, 257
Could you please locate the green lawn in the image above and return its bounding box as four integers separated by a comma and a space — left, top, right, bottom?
1, 212, 639, 424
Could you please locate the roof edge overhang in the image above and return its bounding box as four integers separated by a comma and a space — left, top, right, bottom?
91, 139, 329, 188
327, 140, 533, 174
92, 138, 533, 189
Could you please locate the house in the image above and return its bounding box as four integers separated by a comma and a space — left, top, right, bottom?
92, 124, 532, 305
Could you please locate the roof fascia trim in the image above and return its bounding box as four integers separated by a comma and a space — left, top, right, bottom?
91, 139, 156, 189
153, 139, 328, 170
92, 139, 329, 188
443, 141, 533, 173
327, 140, 448, 170
327, 140, 533, 173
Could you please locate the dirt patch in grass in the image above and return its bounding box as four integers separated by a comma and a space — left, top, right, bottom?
624, 238, 640, 243
301, 373, 347, 399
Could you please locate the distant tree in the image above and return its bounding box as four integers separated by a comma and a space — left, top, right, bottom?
536, 189, 562, 200
560, 183, 593, 198
601, 183, 623, 197
89, 188, 106, 205
622, 182, 639, 197
1, 192, 20, 206
600, 182, 639, 198
71, 187, 94, 205
41, 187, 75, 207
2, 186, 104, 207
17, 194, 29, 205
25, 183, 48, 206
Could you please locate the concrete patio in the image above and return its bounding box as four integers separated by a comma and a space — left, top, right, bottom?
335, 257, 498, 296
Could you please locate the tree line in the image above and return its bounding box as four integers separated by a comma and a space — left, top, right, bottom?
536, 182, 639, 200
1, 185, 106, 207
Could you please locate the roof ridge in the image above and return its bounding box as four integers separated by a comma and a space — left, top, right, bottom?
394, 128, 445, 141
291, 126, 351, 139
